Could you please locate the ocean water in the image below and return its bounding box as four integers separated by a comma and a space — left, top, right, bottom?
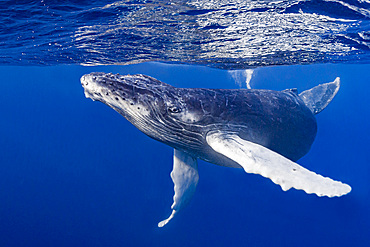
2, 0, 370, 68
1, 1, 370, 247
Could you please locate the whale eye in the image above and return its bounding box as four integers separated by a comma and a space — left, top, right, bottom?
168, 106, 181, 113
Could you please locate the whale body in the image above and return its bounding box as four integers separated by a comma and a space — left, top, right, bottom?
81, 73, 351, 227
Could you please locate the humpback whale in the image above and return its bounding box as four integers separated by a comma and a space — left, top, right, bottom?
81, 73, 351, 227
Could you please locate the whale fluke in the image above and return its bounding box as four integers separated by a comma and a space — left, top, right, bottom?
299, 77, 340, 115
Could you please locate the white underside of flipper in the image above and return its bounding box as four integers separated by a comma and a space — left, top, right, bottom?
206, 132, 351, 197
158, 149, 199, 227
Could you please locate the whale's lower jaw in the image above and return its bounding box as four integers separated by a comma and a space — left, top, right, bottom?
81, 73, 206, 154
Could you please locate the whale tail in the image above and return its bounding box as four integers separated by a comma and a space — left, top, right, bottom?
299, 77, 340, 115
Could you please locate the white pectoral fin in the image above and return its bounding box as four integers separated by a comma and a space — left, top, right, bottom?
158, 149, 199, 227
206, 132, 351, 197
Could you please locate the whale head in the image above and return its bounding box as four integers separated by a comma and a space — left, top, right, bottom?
81, 72, 203, 152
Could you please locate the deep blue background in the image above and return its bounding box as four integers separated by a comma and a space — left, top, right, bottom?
0, 63, 369, 246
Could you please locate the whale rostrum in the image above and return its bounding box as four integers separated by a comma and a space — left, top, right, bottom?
81, 73, 351, 227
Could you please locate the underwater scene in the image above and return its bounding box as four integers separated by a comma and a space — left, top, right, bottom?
1, 1, 370, 246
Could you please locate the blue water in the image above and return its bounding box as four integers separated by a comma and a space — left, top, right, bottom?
1, 0, 370, 246
1, 63, 369, 246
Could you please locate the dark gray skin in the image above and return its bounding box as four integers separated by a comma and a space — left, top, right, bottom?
81, 72, 317, 168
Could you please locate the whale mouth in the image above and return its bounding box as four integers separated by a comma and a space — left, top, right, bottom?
82, 72, 170, 101
81, 72, 204, 151
81, 72, 121, 101
81, 73, 100, 100
81, 72, 154, 118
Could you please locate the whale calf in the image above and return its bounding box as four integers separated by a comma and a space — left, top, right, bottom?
81, 73, 351, 227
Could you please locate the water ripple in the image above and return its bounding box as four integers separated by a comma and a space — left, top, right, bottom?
1, 0, 369, 68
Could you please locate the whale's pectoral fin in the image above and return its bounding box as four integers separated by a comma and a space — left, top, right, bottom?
158, 149, 199, 227
299, 77, 340, 114
207, 132, 351, 197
